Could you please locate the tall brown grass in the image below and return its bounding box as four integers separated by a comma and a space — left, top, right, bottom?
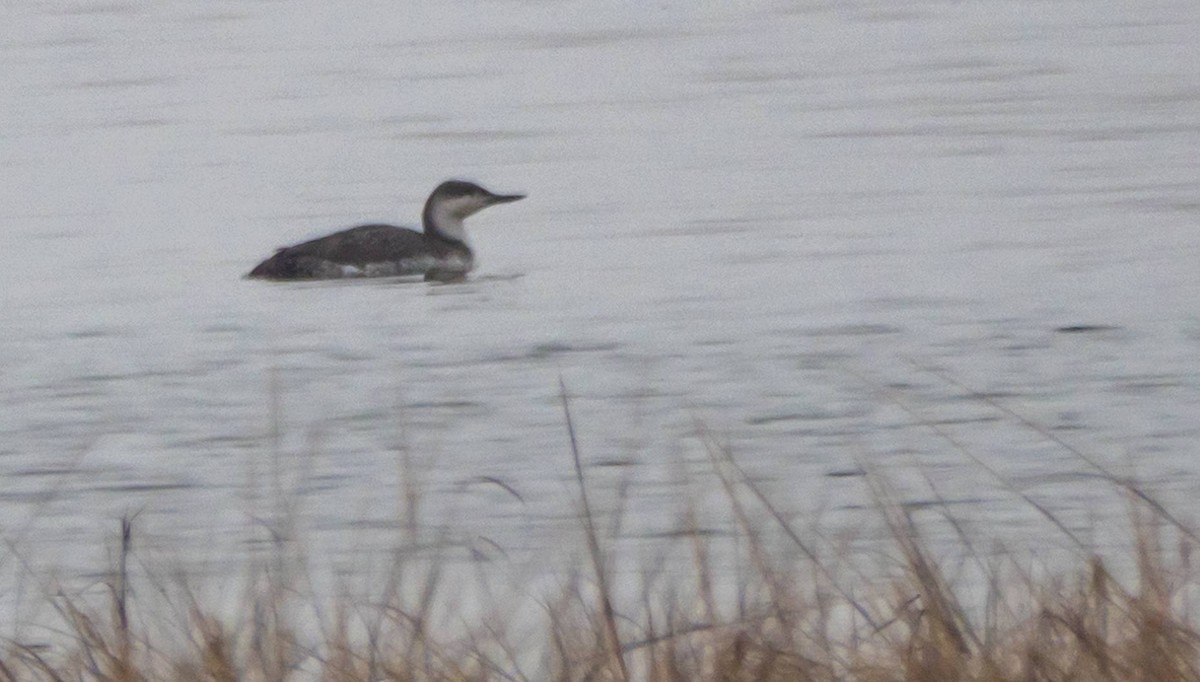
2, 385, 1199, 681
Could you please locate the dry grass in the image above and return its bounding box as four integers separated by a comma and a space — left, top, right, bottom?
3, 388, 1200, 680
3, 482, 1199, 680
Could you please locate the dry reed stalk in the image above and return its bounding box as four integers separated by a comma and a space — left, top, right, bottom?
558, 377, 629, 681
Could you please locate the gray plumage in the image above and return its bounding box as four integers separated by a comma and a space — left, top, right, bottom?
247, 180, 524, 281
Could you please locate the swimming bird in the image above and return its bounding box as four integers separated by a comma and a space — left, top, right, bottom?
247, 180, 525, 281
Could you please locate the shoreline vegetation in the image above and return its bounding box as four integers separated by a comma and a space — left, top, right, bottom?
3, 386, 1199, 680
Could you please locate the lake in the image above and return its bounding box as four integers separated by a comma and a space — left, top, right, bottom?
2, 0, 1199, 618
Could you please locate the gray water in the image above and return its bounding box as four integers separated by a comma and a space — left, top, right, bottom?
3, 0, 1200, 615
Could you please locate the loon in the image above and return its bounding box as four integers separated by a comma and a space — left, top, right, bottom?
247, 180, 524, 281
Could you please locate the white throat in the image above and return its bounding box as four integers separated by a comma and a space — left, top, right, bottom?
428, 203, 468, 244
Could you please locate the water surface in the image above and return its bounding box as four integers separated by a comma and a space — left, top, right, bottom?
2, 0, 1200, 611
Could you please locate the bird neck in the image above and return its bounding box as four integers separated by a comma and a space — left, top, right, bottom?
422, 201, 468, 245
